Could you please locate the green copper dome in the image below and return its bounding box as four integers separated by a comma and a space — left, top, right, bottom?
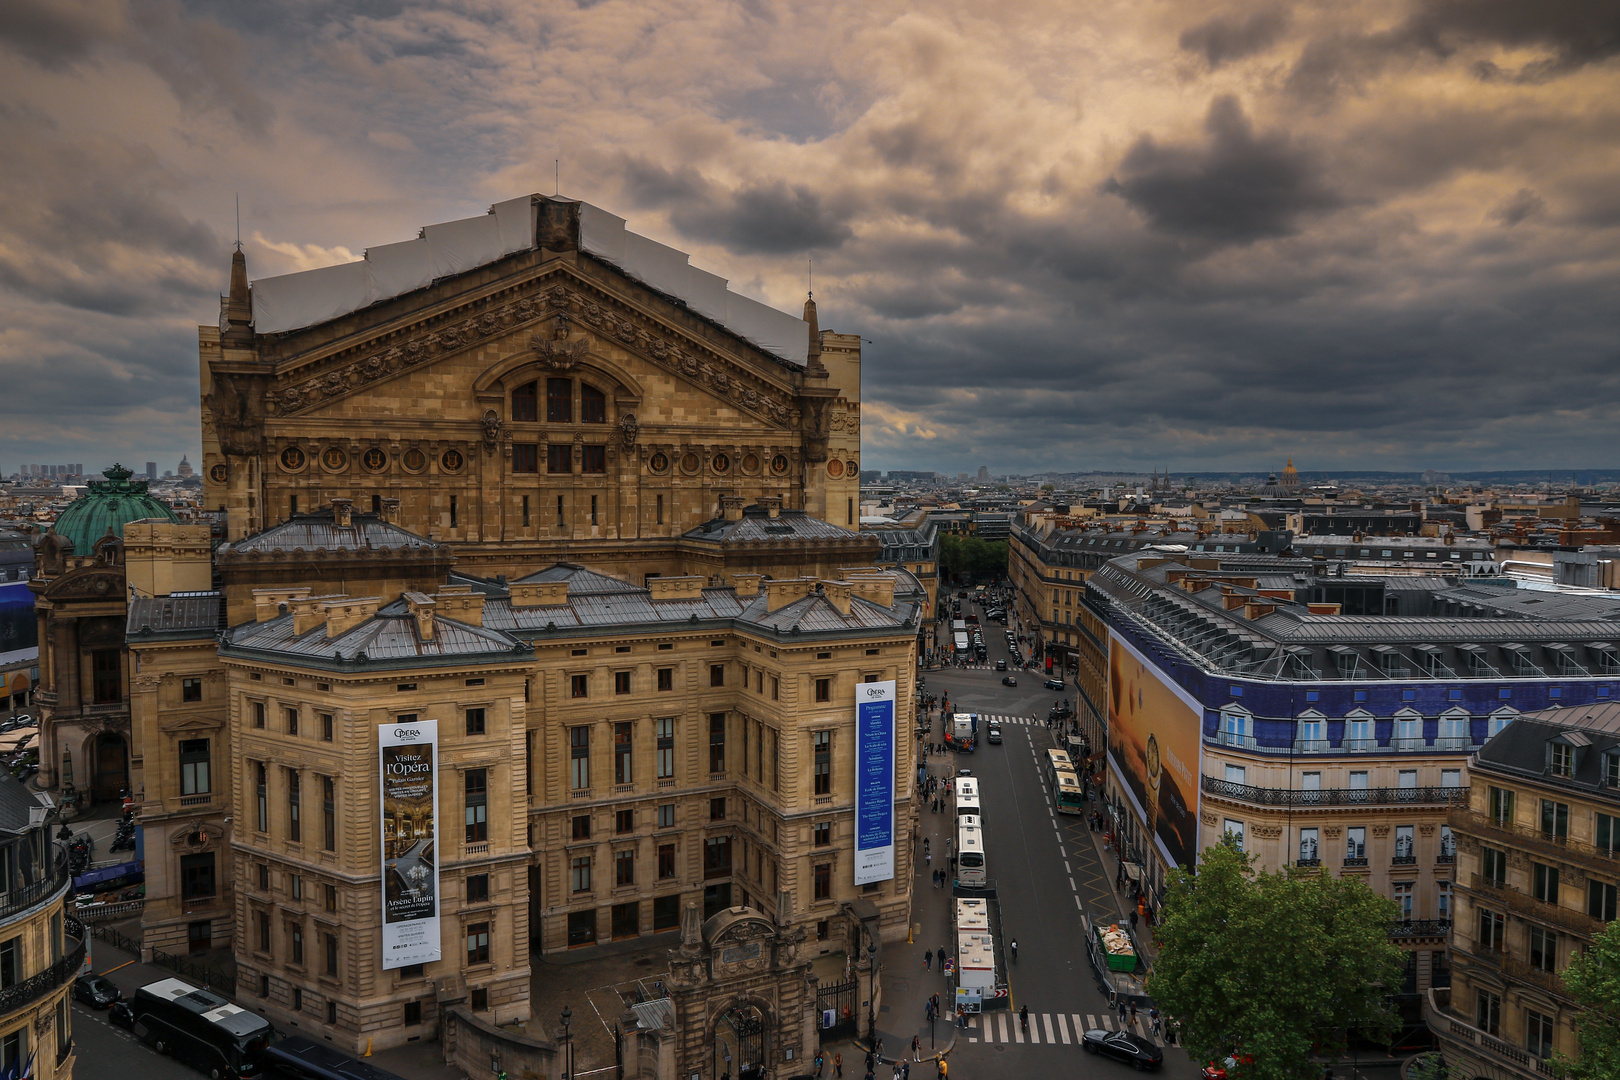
51, 463, 181, 554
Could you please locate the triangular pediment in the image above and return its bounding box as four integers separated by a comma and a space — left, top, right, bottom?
260, 263, 802, 431
158, 715, 224, 734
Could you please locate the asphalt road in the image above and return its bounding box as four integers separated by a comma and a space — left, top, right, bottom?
923, 592, 1198, 1077
71, 999, 199, 1080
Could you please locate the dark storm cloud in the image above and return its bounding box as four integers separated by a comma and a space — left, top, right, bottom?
1101, 96, 1341, 244
1178, 8, 1290, 69
622, 160, 850, 254
1492, 188, 1545, 226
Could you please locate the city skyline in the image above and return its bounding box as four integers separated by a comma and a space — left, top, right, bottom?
2, 2, 1617, 471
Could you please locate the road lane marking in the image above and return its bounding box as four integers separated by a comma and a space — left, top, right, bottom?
1014, 1016, 1025, 1043
1043, 1013, 1056, 1043
1073, 1014, 1086, 1041
999, 1013, 1009, 1043
1057, 1013, 1071, 1043
1064, 861, 1071, 873
1068, 877, 1076, 891
1074, 895, 1081, 910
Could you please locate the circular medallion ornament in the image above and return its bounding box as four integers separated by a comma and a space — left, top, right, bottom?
827, 460, 844, 478
680, 452, 701, 474
649, 452, 670, 474
713, 453, 731, 474
209, 463, 228, 484
280, 446, 306, 471
845, 459, 858, 478
361, 447, 388, 472
441, 448, 464, 473
321, 446, 347, 471
771, 454, 790, 475
402, 447, 427, 473
742, 453, 760, 475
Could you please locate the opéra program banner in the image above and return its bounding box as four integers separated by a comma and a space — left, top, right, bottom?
380, 720, 441, 969
855, 680, 896, 885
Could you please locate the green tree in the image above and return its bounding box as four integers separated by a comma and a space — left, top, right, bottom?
1150, 839, 1404, 1080
1553, 919, 1620, 1080
938, 534, 1008, 582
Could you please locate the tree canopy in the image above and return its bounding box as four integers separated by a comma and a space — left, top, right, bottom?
939, 533, 1007, 581
1150, 839, 1405, 1080
1555, 918, 1620, 1080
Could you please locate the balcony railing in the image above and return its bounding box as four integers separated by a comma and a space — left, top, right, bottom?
1460, 937, 1570, 998
1203, 775, 1470, 808
0, 859, 70, 927
1389, 918, 1451, 939
1467, 874, 1606, 938
0, 937, 85, 1015
1452, 807, 1620, 870
1428, 987, 1559, 1079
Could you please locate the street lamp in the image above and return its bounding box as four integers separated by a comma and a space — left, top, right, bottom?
866, 941, 877, 1045
560, 1007, 573, 1080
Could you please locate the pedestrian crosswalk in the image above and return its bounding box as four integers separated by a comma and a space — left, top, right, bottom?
963, 1011, 1162, 1048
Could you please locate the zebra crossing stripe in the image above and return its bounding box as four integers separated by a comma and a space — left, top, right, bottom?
1042, 1014, 1055, 1043
999, 1012, 1009, 1043
1013, 1015, 1024, 1043
1072, 1015, 1086, 1042
1057, 1014, 1071, 1044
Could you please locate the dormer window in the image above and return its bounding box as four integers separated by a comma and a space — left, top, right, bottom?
1606, 752, 1620, 788
1550, 742, 1573, 778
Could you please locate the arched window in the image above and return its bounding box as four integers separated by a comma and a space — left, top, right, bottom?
581, 383, 607, 424
512, 381, 538, 422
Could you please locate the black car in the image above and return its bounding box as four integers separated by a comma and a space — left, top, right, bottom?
108, 1001, 135, 1029
994, 659, 1007, 671
1044, 678, 1066, 691
1081, 1028, 1164, 1071
986, 724, 1003, 744
73, 974, 121, 1008
1001, 676, 1017, 687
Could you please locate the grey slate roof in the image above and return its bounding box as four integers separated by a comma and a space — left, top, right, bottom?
219, 508, 447, 555
0, 769, 48, 835
683, 507, 864, 544
127, 592, 225, 641
223, 610, 529, 670
1476, 704, 1620, 800
514, 563, 643, 593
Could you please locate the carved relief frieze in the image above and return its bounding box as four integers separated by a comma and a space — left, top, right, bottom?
1250, 824, 1283, 839
1324, 826, 1343, 839
1372, 825, 1391, 838
1419, 824, 1437, 836
263, 279, 799, 428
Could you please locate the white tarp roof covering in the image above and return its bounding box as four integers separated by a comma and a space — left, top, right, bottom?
249, 196, 809, 364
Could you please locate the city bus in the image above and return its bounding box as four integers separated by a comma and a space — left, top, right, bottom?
956, 815, 987, 888
130, 977, 275, 1078
264, 1035, 412, 1079
1052, 767, 1085, 815
954, 776, 981, 821
1043, 748, 1073, 782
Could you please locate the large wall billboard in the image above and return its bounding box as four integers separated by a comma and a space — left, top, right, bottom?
854, 680, 897, 886
380, 720, 441, 969
0, 580, 38, 666
1108, 632, 1202, 869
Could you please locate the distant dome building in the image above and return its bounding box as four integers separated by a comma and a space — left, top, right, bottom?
176, 455, 195, 478
50, 463, 180, 554
1280, 457, 1300, 491
1255, 473, 1291, 499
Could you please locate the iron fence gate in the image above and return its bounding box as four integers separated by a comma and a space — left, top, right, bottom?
816, 979, 857, 1042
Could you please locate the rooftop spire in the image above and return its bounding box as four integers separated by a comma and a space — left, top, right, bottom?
803, 292, 826, 377
222, 246, 253, 345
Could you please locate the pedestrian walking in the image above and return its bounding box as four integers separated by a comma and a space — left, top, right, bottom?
834, 1052, 843, 1078
925, 949, 932, 970
925, 851, 932, 868
911, 1036, 921, 1062
1129, 909, 1138, 931
903, 1062, 910, 1080
816, 1052, 825, 1076
937, 947, 946, 969
1117, 1000, 1127, 1026
1129, 1002, 1139, 1029
936, 1059, 947, 1080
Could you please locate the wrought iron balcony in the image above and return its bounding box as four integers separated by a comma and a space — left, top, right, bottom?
1467, 874, 1606, 938
0, 938, 85, 1015
0, 859, 70, 928
1389, 918, 1451, 939
1452, 807, 1620, 871
1203, 775, 1469, 808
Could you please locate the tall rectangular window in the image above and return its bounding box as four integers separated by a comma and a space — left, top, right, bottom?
322, 775, 336, 851
285, 706, 299, 736
1346, 826, 1366, 860
549, 444, 573, 474
656, 718, 675, 779
615, 722, 633, 785
450, 494, 458, 527
657, 804, 675, 828
290, 922, 304, 966
1394, 825, 1414, 861
465, 769, 488, 843
710, 664, 725, 688
466, 922, 490, 965
1483, 846, 1508, 884
91, 649, 120, 703
1298, 827, 1319, 864
1550, 742, 1573, 777
570, 727, 590, 790
287, 769, 302, 843
512, 443, 539, 473
1533, 862, 1560, 904
616, 849, 635, 887
814, 862, 831, 900
1489, 786, 1515, 825
815, 678, 831, 703
253, 701, 266, 728
320, 712, 333, 742
813, 731, 831, 796
1529, 925, 1557, 973
659, 844, 677, 878
179, 738, 210, 795
556, 493, 566, 526
1478, 907, 1505, 950
571, 856, 592, 893
656, 494, 664, 525
581, 384, 607, 423
256, 763, 268, 832
615, 670, 631, 695
571, 674, 589, 698
325, 933, 339, 977
657, 667, 674, 692
547, 378, 572, 422
522, 494, 531, 527
512, 380, 538, 422
1476, 990, 1501, 1037
466, 708, 486, 736
1541, 799, 1570, 839
1588, 880, 1618, 922
582, 446, 606, 474
709, 712, 726, 773
180, 853, 216, 901
1527, 1010, 1555, 1059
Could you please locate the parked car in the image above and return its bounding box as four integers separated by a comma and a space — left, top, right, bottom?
1044, 678, 1066, 691
107, 1001, 135, 1030
1082, 1028, 1164, 1071
986, 724, 1002, 744
0, 720, 19, 734
994, 659, 1007, 671
1001, 676, 1018, 687
73, 974, 121, 1008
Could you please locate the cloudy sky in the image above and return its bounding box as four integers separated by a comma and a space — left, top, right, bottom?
2, 0, 1617, 477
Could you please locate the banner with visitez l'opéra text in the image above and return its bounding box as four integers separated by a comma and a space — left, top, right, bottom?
380, 720, 441, 969
855, 680, 896, 885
